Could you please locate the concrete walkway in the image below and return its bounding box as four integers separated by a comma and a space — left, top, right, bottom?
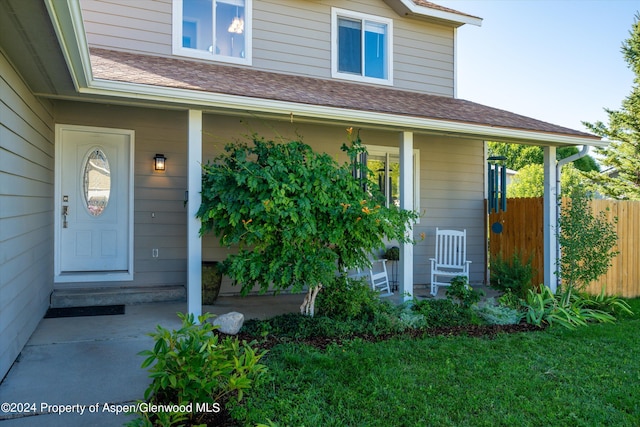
0, 285, 496, 426
0, 294, 302, 426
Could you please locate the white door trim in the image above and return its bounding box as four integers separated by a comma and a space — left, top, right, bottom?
54, 124, 135, 283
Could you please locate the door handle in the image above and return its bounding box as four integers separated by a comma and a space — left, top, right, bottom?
62, 205, 69, 228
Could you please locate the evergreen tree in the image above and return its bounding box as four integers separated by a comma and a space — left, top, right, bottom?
584, 13, 640, 199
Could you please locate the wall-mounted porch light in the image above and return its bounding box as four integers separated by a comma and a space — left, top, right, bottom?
154, 153, 166, 171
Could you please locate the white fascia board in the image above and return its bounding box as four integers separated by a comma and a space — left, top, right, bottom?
400, 0, 482, 27
44, 0, 93, 89
85, 78, 605, 148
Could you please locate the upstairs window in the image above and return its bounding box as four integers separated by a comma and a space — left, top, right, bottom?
173, 0, 252, 65
332, 8, 393, 85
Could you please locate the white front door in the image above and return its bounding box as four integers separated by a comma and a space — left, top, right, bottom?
55, 125, 134, 283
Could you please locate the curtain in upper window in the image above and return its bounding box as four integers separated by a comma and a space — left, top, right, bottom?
338, 18, 362, 75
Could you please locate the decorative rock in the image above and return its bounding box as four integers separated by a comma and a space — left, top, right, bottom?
211, 311, 244, 335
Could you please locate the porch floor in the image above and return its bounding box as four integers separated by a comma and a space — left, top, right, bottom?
0, 285, 496, 426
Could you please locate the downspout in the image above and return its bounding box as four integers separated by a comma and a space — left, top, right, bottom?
555, 145, 590, 290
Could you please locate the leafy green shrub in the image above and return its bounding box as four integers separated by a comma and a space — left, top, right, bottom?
445, 276, 484, 308
242, 307, 405, 340
384, 246, 400, 261
398, 302, 427, 329
475, 298, 523, 325
412, 298, 478, 328
579, 286, 633, 316
316, 275, 383, 320
127, 313, 267, 426
523, 286, 568, 328
497, 289, 523, 310
490, 251, 535, 298
558, 191, 619, 291
522, 286, 625, 330
243, 313, 338, 339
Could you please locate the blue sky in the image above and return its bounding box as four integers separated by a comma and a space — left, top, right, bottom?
436, 0, 639, 134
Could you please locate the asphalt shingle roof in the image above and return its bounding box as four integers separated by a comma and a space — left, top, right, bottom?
89, 48, 597, 140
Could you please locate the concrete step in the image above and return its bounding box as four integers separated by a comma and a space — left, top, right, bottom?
50, 285, 186, 308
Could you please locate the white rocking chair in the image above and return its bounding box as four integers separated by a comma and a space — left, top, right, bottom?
368, 259, 393, 297
429, 228, 471, 296
344, 259, 393, 297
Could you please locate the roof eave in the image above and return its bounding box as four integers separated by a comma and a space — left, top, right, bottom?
85, 78, 605, 147
44, 0, 92, 89
47, 0, 600, 148
384, 0, 482, 27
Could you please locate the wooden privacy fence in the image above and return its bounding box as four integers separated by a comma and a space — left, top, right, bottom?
488, 197, 640, 298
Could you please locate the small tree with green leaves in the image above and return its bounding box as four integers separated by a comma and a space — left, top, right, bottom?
558, 190, 619, 292
197, 130, 418, 316
507, 163, 590, 198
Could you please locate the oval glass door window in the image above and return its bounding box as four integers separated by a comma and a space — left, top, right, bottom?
83, 148, 111, 216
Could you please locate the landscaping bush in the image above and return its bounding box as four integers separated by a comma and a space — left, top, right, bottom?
475, 298, 523, 325
522, 285, 633, 330
241, 307, 405, 340
126, 313, 267, 426
578, 285, 633, 317
412, 298, 479, 328
445, 276, 484, 308
490, 251, 535, 298
558, 190, 618, 292
242, 313, 357, 339
497, 289, 522, 310
316, 275, 384, 320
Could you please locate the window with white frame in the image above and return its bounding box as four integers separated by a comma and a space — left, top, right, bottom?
173, 0, 251, 65
366, 146, 419, 212
332, 8, 393, 85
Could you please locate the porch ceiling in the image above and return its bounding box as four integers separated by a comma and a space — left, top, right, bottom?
0, 0, 76, 97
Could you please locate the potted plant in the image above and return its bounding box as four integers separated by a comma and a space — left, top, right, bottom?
384, 246, 400, 261
384, 246, 400, 291
202, 261, 223, 304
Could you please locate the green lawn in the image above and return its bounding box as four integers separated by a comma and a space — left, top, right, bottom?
238, 299, 640, 426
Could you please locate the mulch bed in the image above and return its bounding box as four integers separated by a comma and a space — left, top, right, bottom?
233, 322, 544, 351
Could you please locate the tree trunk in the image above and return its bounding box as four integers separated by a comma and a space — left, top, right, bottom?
300, 284, 322, 317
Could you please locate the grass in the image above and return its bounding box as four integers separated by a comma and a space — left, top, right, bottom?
235, 298, 640, 426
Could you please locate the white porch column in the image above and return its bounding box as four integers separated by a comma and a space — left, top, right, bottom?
399, 131, 414, 301
543, 146, 558, 293
187, 109, 203, 317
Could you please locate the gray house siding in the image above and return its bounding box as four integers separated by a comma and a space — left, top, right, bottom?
413, 135, 486, 286
80, 0, 455, 96
0, 50, 55, 380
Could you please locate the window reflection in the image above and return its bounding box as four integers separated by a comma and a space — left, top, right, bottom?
182, 0, 246, 59
368, 154, 399, 207
83, 149, 110, 216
